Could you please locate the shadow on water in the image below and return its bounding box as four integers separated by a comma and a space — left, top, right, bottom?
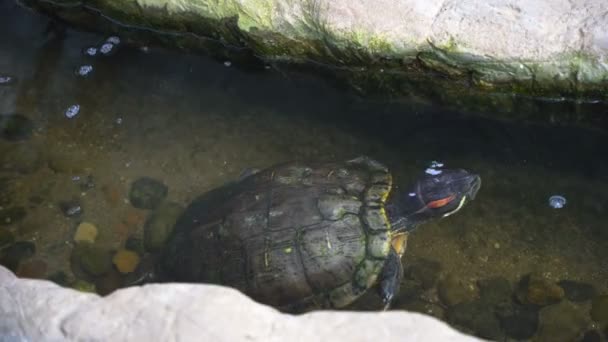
1, 1, 608, 341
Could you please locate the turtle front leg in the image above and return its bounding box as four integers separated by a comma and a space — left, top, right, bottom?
378, 247, 403, 310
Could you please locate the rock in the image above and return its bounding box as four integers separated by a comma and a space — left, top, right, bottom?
0, 114, 34, 141
73, 222, 98, 243
581, 330, 602, 342
71, 243, 113, 277
72, 279, 96, 293
95, 269, 125, 296
477, 276, 512, 307
112, 249, 140, 274
0, 206, 26, 226
590, 295, 608, 328
16, 259, 47, 279
515, 273, 564, 307
0, 241, 35, 271
144, 202, 183, 252
0, 229, 15, 247
60, 200, 83, 218
102, 183, 124, 207
446, 299, 503, 341
0, 264, 479, 341
405, 257, 442, 290
496, 303, 539, 340
558, 280, 597, 302
0, 143, 42, 174
536, 300, 588, 342
129, 177, 168, 209
438, 274, 477, 307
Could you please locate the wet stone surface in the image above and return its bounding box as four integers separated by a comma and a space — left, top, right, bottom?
0, 114, 34, 141
0, 241, 36, 272
558, 280, 597, 302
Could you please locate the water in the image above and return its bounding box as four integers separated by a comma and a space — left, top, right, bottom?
1, 1, 608, 340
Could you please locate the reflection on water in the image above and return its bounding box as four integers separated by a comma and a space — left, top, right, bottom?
1, 1, 608, 340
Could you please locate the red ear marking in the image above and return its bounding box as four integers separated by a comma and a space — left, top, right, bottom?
427, 194, 456, 209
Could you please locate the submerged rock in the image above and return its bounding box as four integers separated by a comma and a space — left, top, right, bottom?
0, 229, 15, 248
124, 234, 145, 256
0, 241, 36, 272
536, 300, 588, 342
73, 222, 98, 243
581, 330, 602, 342
129, 177, 168, 209
60, 200, 83, 217
72, 279, 96, 293
477, 276, 512, 307
16, 258, 47, 279
558, 280, 597, 302
47, 271, 71, 287
404, 257, 442, 290
0, 114, 34, 141
71, 243, 113, 277
95, 269, 125, 296
515, 273, 564, 307
143, 201, 184, 252
112, 249, 140, 274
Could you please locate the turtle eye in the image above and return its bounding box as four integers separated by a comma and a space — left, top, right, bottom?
426, 194, 456, 209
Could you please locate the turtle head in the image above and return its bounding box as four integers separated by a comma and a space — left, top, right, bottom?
390, 169, 481, 231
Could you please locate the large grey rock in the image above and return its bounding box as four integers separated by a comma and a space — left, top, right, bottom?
19, 0, 608, 104
0, 265, 479, 341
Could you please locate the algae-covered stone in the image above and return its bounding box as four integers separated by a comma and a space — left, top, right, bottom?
438, 274, 477, 307
95, 269, 125, 296
515, 273, 564, 307
497, 303, 539, 340
72, 279, 96, 293
71, 243, 113, 277
478, 276, 512, 307
144, 201, 183, 252
112, 249, 140, 274
446, 299, 503, 341
74, 222, 98, 243
558, 280, 597, 302
129, 177, 168, 209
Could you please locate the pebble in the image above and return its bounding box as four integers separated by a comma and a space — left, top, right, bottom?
72, 279, 96, 293
558, 280, 597, 302
60, 200, 83, 217
548, 195, 566, 209
64, 104, 80, 119
106, 36, 120, 45
129, 177, 168, 209
425, 168, 442, 176
76, 65, 93, 77
0, 75, 14, 84
73, 222, 98, 243
536, 300, 588, 342
83, 47, 98, 56
112, 249, 140, 274
144, 201, 184, 252
72, 243, 112, 277
16, 259, 47, 279
224, 61, 232, 67
99, 43, 114, 55
515, 273, 564, 306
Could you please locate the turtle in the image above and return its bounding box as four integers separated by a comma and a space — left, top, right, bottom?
156, 156, 481, 312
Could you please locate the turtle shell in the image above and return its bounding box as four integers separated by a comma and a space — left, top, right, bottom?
159, 156, 394, 311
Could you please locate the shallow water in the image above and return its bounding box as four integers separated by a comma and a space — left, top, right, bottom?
1, 1, 608, 340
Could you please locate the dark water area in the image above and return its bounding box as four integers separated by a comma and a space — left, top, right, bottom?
1, 1, 608, 340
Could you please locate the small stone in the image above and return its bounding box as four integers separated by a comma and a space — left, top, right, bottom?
99, 43, 114, 55
438, 274, 477, 307
536, 300, 588, 342
112, 249, 140, 274
129, 177, 168, 209
0, 114, 34, 141
581, 330, 602, 342
16, 259, 47, 279
224, 61, 232, 67
71, 243, 112, 277
72, 279, 96, 293
75, 65, 93, 77
74, 222, 98, 243
124, 235, 145, 256
64, 104, 80, 119
79, 175, 95, 191
0, 75, 14, 85
102, 183, 123, 206
0, 241, 35, 272
558, 280, 597, 302
144, 202, 184, 252
515, 273, 564, 306
591, 295, 608, 328
106, 36, 120, 45
0, 206, 26, 226
83, 46, 97, 56
60, 200, 83, 217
